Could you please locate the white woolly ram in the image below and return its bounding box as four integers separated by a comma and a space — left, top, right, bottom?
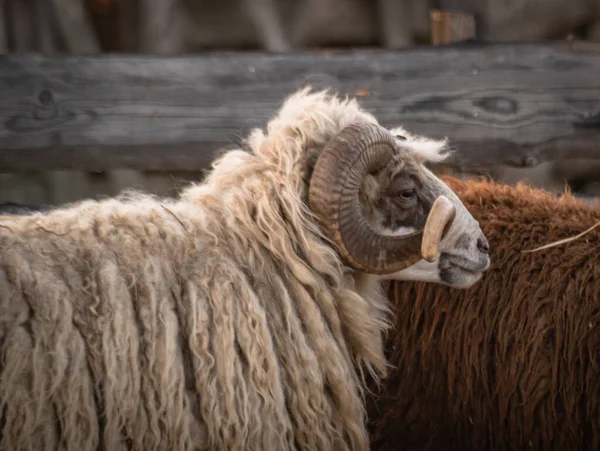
0, 88, 490, 451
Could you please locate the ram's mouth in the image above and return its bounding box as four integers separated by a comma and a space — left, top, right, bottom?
439, 252, 490, 287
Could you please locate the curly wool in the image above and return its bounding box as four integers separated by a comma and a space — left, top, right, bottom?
367, 176, 600, 451
0, 89, 391, 451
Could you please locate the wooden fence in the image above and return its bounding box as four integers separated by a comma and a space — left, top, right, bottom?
1, 41, 600, 179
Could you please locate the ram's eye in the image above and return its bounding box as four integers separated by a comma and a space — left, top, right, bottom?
395, 134, 407, 141
399, 189, 416, 200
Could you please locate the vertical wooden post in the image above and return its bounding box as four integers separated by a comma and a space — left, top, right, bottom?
377, 0, 414, 49
33, 0, 58, 53
117, 0, 139, 51
138, 0, 181, 53
9, 0, 34, 52
243, 0, 290, 51
0, 0, 6, 53
431, 9, 476, 45
50, 0, 100, 53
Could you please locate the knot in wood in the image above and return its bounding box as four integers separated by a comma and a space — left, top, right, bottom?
34, 90, 58, 120
521, 155, 538, 167
38, 90, 55, 106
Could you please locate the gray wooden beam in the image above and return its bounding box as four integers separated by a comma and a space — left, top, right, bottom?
1, 42, 600, 173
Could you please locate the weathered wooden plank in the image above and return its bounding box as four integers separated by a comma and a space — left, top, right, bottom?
137, 0, 180, 54
50, 0, 100, 54
243, 0, 290, 51
0, 0, 6, 53
1, 41, 600, 173
8, 0, 34, 53
377, 0, 419, 49
33, 0, 58, 53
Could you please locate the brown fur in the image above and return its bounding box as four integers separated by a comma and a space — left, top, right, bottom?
367, 176, 600, 451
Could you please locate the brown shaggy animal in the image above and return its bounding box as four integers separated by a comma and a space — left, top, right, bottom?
366, 176, 600, 451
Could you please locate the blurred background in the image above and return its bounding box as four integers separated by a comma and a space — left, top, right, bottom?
1, 0, 600, 207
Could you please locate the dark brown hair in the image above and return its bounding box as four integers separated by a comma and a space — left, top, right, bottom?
367, 176, 600, 451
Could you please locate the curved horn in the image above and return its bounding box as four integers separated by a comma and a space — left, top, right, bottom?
308, 122, 457, 274
421, 195, 456, 262
308, 122, 420, 274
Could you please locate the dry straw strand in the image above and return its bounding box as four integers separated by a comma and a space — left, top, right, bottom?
521, 219, 600, 254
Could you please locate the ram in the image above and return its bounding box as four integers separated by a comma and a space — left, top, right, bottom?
0, 89, 490, 451
367, 176, 600, 451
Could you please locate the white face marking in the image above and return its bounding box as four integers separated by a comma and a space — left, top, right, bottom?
379, 227, 442, 282
379, 225, 418, 237
379, 259, 442, 283
394, 226, 416, 236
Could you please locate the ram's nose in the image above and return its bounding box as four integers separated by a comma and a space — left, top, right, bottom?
477, 235, 490, 254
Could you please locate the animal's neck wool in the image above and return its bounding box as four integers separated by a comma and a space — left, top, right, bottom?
0, 143, 387, 450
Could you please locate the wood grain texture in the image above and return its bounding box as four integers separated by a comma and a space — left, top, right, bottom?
1, 41, 600, 172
